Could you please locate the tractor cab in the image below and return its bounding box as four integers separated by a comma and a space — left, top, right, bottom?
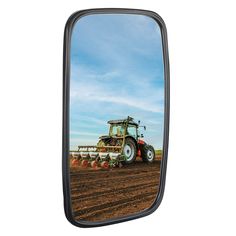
108, 116, 139, 139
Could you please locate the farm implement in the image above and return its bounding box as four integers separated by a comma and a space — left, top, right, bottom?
70, 116, 155, 169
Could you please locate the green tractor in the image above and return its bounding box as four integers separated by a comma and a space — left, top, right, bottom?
75, 116, 156, 168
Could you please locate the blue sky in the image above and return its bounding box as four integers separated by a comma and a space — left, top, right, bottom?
70, 14, 164, 150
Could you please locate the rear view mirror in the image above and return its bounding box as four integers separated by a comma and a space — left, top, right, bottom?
63, 8, 169, 227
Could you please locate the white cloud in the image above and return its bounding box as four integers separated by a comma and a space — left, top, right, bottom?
70, 77, 164, 113
84, 93, 162, 113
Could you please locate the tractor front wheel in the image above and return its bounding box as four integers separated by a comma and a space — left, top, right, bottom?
141, 145, 155, 163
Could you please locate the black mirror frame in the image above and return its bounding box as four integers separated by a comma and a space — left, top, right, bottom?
63, 8, 170, 228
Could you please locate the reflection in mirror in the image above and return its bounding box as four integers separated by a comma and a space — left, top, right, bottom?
69, 13, 164, 223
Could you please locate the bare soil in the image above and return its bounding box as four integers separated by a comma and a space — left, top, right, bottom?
70, 158, 161, 222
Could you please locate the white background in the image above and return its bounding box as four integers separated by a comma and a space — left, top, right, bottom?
0, 0, 236, 235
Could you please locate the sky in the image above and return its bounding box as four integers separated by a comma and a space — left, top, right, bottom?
70, 14, 164, 150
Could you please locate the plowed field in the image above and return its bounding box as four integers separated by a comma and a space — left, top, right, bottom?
70, 159, 161, 222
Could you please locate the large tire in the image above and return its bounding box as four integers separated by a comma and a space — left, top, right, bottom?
141, 144, 155, 163
122, 138, 137, 164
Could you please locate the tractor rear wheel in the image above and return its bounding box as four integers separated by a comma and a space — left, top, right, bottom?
122, 138, 137, 164
141, 144, 155, 163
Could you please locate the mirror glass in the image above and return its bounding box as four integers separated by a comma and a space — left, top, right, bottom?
69, 13, 164, 222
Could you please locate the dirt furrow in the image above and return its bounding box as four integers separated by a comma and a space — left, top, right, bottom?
73, 190, 157, 219
72, 184, 158, 212
71, 180, 159, 201
70, 171, 160, 188
77, 195, 156, 221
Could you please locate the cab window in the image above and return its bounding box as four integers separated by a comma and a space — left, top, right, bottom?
127, 126, 137, 138
110, 124, 124, 136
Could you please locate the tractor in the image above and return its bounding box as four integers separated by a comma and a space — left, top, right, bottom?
71, 116, 156, 168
